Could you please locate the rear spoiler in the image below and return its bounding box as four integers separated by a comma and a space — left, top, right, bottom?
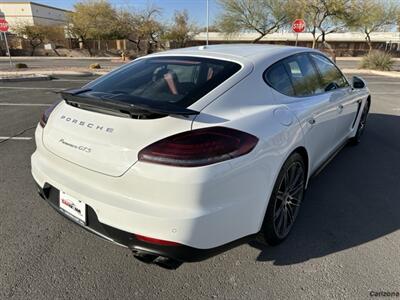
58, 88, 200, 117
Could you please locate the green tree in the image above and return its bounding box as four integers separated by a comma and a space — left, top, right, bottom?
217, 0, 288, 43
164, 10, 198, 48
346, 0, 399, 52
67, 0, 117, 56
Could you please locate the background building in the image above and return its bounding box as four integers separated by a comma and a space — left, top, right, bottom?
190, 32, 400, 56
0, 1, 69, 30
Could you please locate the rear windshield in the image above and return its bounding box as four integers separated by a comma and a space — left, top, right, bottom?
86, 56, 242, 107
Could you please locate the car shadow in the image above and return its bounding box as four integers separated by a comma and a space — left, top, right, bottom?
249, 113, 400, 265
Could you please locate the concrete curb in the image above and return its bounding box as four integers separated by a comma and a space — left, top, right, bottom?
0, 70, 101, 78
0, 57, 119, 60
342, 68, 400, 78
337, 57, 400, 61
0, 74, 52, 82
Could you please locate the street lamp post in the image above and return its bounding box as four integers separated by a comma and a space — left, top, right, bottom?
206, 0, 209, 46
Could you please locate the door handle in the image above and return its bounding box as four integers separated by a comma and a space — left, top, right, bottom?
337, 104, 344, 112
308, 118, 316, 125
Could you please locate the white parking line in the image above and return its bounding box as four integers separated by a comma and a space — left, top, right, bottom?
0, 136, 32, 140
0, 103, 50, 106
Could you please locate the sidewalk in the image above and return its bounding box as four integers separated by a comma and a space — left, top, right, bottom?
0, 56, 119, 60
342, 68, 400, 78
336, 57, 400, 61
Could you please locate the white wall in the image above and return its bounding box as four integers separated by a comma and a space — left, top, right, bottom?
194, 32, 400, 43
30, 2, 67, 26
0, 2, 68, 31
0, 3, 34, 30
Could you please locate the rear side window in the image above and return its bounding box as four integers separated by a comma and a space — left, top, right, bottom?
264, 53, 323, 97
87, 56, 241, 107
310, 54, 349, 91
265, 62, 295, 97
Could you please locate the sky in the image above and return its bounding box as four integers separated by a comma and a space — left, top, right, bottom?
8, 0, 221, 26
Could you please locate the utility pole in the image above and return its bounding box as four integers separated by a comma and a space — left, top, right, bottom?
4, 32, 12, 67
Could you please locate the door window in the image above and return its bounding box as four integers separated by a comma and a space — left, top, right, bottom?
310, 54, 349, 91
284, 54, 324, 96
264, 53, 324, 97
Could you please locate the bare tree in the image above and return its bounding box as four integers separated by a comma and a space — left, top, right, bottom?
346, 0, 399, 52
287, 0, 352, 60
113, 6, 164, 54
164, 10, 198, 48
217, 0, 288, 43
14, 23, 64, 56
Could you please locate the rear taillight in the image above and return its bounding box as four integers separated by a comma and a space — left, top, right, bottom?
40, 100, 61, 128
135, 234, 180, 246
138, 126, 258, 167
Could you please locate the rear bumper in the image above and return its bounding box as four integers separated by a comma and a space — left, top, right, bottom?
36, 183, 255, 262
32, 123, 277, 251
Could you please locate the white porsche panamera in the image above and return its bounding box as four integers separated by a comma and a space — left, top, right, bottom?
31, 44, 370, 267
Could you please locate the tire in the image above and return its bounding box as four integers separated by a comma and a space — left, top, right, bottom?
260, 152, 306, 246
350, 99, 370, 145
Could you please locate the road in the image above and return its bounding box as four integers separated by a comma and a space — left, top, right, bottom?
1, 56, 400, 73
0, 73, 399, 299
0, 57, 124, 71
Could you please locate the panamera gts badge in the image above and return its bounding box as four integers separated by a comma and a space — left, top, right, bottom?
59, 138, 91, 153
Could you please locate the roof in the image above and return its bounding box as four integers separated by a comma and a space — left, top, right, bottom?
176, 44, 286, 57
151, 44, 313, 65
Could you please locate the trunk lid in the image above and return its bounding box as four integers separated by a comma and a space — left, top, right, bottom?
42, 101, 193, 177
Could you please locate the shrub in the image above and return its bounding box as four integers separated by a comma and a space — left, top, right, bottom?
360, 51, 394, 71
89, 63, 101, 69
15, 63, 28, 69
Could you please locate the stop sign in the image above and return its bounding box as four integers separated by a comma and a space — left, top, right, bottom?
0, 19, 9, 32
292, 19, 305, 33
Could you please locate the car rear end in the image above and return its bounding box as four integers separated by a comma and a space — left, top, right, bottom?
31, 53, 263, 263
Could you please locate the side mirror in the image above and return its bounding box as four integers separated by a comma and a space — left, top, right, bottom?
352, 76, 366, 89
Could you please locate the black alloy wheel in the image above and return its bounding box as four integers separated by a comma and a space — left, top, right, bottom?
261, 152, 306, 245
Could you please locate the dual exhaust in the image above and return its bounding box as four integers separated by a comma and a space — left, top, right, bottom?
132, 250, 182, 270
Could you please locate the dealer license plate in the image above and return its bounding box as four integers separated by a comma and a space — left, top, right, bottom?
59, 191, 86, 225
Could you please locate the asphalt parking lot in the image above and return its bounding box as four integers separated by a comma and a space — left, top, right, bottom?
0, 73, 399, 299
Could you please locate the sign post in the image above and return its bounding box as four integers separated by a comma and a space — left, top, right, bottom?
0, 19, 12, 67
292, 19, 306, 47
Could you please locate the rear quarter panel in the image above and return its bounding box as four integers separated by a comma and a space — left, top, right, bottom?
192, 68, 306, 233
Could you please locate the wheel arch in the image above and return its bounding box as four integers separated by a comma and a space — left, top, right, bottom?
290, 146, 310, 188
